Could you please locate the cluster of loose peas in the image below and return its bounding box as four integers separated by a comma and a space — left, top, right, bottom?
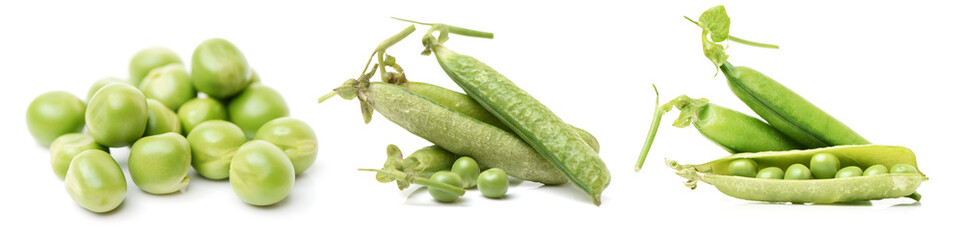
26, 38, 318, 213
427, 157, 510, 202
726, 153, 920, 179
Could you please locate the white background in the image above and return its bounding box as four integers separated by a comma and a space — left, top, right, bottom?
2, 0, 961, 239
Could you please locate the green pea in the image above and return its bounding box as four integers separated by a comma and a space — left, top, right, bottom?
27, 91, 86, 147
86, 83, 149, 147
129, 133, 191, 194
177, 97, 227, 134
428, 171, 463, 203
87, 77, 129, 101
835, 166, 863, 178
227, 84, 289, 138
50, 133, 108, 179
726, 158, 757, 177
139, 64, 196, 110
64, 149, 126, 213
229, 140, 295, 206
190, 38, 251, 99
129, 46, 183, 86
478, 168, 509, 198
890, 164, 919, 174
784, 164, 812, 180
755, 167, 784, 179
450, 156, 480, 188
186, 120, 245, 180
863, 164, 889, 176
809, 153, 840, 179
144, 99, 182, 136
253, 117, 317, 175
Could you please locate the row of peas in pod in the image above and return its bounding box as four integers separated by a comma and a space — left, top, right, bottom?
726, 153, 921, 180
26, 38, 319, 213
362, 145, 510, 203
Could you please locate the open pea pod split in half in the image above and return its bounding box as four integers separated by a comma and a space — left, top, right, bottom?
667, 145, 927, 203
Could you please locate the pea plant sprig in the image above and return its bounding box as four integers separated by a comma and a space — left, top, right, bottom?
391, 17, 494, 55
686, 5, 779, 71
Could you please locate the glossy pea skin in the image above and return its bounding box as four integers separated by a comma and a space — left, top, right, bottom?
809, 153, 840, 179
478, 168, 509, 198
144, 99, 182, 136
451, 156, 480, 188
890, 164, 919, 174
87, 77, 129, 101
86, 83, 149, 147
139, 64, 196, 110
784, 164, 813, 180
229, 140, 295, 206
190, 38, 251, 99
130, 46, 183, 86
186, 120, 246, 180
64, 149, 126, 213
50, 133, 108, 179
129, 133, 192, 194
27, 91, 86, 147
726, 158, 758, 177
177, 97, 227, 134
755, 167, 784, 179
428, 171, 463, 203
228, 84, 289, 138
863, 164, 889, 176
253, 117, 317, 175
835, 166, 863, 179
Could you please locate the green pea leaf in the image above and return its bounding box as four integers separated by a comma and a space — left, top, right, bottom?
699, 5, 730, 43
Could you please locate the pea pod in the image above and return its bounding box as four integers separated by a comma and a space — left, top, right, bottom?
635, 89, 802, 170
320, 76, 568, 184
687, 6, 869, 148
667, 145, 927, 203
376, 144, 459, 190
422, 32, 609, 205
399, 81, 600, 153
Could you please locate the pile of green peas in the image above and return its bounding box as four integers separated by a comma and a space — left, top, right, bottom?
26, 39, 318, 212
420, 156, 510, 202
726, 153, 921, 180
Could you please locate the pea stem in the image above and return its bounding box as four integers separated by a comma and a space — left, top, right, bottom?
358, 168, 466, 196
906, 192, 922, 201
317, 91, 337, 103
636, 84, 663, 172
361, 25, 416, 77
728, 35, 779, 49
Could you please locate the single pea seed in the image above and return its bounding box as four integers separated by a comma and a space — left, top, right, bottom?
478, 168, 509, 198
784, 164, 812, 180
428, 171, 463, 203
890, 164, 919, 175
863, 164, 889, 176
755, 167, 785, 179
809, 153, 840, 179
835, 166, 863, 178
450, 156, 480, 188
726, 158, 758, 177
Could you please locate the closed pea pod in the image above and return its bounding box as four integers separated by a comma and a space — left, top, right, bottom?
635, 91, 802, 170
410, 23, 609, 205
377, 144, 459, 190
687, 6, 870, 148
667, 145, 926, 203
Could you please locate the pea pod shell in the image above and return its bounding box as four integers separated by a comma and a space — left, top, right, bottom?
363, 82, 568, 184
670, 95, 802, 153
720, 62, 870, 147
670, 145, 926, 203
433, 46, 609, 204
